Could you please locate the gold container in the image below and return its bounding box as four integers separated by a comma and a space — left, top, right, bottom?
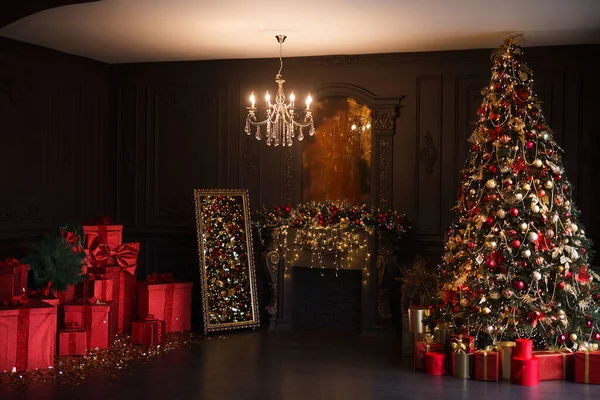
496, 341, 516, 380
452, 352, 473, 379
408, 307, 431, 333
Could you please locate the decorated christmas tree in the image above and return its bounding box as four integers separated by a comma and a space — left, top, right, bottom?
434, 35, 599, 349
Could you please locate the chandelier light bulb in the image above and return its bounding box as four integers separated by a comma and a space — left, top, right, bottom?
244, 35, 315, 147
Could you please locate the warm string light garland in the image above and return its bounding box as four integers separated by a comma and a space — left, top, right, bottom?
432, 34, 600, 350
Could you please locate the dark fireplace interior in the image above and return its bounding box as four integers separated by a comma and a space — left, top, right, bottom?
292, 268, 361, 331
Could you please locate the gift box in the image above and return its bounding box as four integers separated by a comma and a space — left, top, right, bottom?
433, 325, 453, 346
131, 315, 165, 346
426, 352, 446, 375
137, 280, 192, 333
574, 351, 600, 384
0, 300, 57, 372
474, 350, 499, 381
63, 300, 113, 349
450, 334, 475, 354
452, 352, 473, 379
0, 258, 29, 301
497, 341, 516, 380
512, 356, 539, 386
414, 334, 444, 370
88, 265, 137, 334
408, 306, 430, 333
87, 240, 139, 269
59, 323, 88, 356
76, 276, 114, 302
83, 223, 123, 249
513, 338, 533, 359
52, 285, 76, 305
533, 350, 574, 380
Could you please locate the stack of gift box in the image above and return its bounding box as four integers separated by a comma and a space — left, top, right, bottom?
407, 313, 600, 385
0, 221, 193, 373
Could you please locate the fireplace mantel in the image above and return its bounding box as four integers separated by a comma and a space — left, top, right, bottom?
262, 227, 400, 334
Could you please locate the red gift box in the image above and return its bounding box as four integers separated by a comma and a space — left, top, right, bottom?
83, 224, 123, 249
131, 315, 165, 346
474, 350, 499, 381
0, 259, 29, 301
513, 338, 533, 359
0, 300, 57, 372
59, 323, 87, 356
512, 356, 540, 386
450, 334, 475, 354
52, 285, 76, 305
137, 280, 192, 333
533, 350, 574, 380
574, 351, 600, 384
414, 340, 445, 370
426, 352, 446, 375
87, 241, 139, 269
88, 265, 136, 334
76, 277, 114, 302
63, 301, 113, 349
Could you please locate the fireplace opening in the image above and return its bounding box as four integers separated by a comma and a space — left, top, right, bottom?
292, 267, 361, 331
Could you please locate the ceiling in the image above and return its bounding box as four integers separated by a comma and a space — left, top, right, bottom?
1, 0, 599, 64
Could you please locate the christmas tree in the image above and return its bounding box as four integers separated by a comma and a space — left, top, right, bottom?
434, 35, 599, 349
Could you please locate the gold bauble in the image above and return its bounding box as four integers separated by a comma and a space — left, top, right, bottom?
486, 179, 497, 189
522, 183, 531, 191
545, 180, 554, 189
532, 159, 543, 168
557, 265, 565, 273
482, 307, 491, 314
570, 333, 578, 342
557, 310, 566, 320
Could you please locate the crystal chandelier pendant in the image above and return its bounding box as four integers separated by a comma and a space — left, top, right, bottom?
245, 35, 315, 147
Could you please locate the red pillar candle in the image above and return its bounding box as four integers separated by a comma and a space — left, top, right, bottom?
512, 356, 540, 386
513, 338, 533, 359
426, 352, 446, 376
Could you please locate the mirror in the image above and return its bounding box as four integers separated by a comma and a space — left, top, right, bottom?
301, 97, 372, 203
193, 189, 260, 333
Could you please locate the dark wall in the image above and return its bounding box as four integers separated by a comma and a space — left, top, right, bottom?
1, 38, 599, 279
0, 38, 113, 256
112, 44, 600, 274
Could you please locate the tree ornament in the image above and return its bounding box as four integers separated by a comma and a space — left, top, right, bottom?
532, 270, 542, 281
544, 180, 554, 189
531, 204, 540, 213
557, 333, 567, 343
513, 280, 525, 290
522, 183, 531, 191
534, 257, 544, 266
460, 298, 469, 307
521, 249, 532, 258
489, 290, 501, 300
546, 229, 555, 239
515, 193, 524, 201
557, 265, 565, 273
486, 217, 494, 226
486, 259, 496, 268
503, 289, 514, 299
557, 310, 566, 320
486, 179, 497, 189
509, 208, 519, 217
468, 241, 476, 250
469, 189, 476, 195
500, 135, 511, 144
497, 209, 507, 219
485, 240, 498, 250
595, 332, 600, 341
586, 320, 593, 328
570, 224, 578, 233
482, 307, 491, 314
526, 141, 534, 149
519, 222, 528, 231
532, 159, 543, 168
570, 333, 578, 342
527, 232, 539, 242
511, 239, 521, 248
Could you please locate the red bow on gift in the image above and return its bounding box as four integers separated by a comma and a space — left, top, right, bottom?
2, 295, 29, 307
146, 272, 173, 283
27, 282, 52, 298
78, 297, 98, 305
89, 239, 139, 273
64, 321, 81, 330
0, 258, 20, 267
86, 216, 114, 225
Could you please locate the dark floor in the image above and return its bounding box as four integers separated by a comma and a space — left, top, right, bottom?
2, 329, 600, 400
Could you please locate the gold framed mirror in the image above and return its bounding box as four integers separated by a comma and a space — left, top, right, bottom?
193, 189, 260, 333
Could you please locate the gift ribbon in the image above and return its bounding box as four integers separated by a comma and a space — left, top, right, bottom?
118, 273, 125, 333
585, 352, 589, 383
164, 284, 175, 332
82, 305, 93, 347
16, 307, 30, 371
452, 334, 467, 354
69, 332, 78, 355
89, 240, 139, 272
147, 272, 174, 284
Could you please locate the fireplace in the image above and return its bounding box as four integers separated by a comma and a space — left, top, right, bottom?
293, 268, 361, 331
263, 227, 382, 334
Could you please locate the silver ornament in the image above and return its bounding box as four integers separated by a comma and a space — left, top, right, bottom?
532, 271, 542, 281
527, 232, 539, 242
522, 249, 532, 258
533, 159, 543, 168
486, 179, 497, 189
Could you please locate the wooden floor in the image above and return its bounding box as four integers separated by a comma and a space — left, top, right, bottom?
2, 329, 600, 399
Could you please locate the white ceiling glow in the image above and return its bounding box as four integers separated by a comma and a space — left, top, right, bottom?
0, 0, 599, 63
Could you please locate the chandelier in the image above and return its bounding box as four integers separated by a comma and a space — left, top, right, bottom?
244, 35, 315, 147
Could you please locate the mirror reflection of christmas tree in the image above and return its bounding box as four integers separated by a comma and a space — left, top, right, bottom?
434, 34, 599, 350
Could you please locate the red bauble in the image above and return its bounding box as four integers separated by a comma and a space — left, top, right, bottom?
595, 332, 600, 341
486, 217, 494, 226
508, 230, 517, 236
468, 242, 476, 250
593, 292, 600, 301
511, 240, 522, 248
538, 190, 546, 197
472, 144, 479, 152
555, 174, 562, 181
486, 259, 496, 268
489, 165, 498, 174
557, 334, 567, 343
483, 153, 491, 161
482, 195, 489, 202
526, 141, 534, 149
565, 271, 572, 279
509, 208, 519, 217
565, 212, 571, 218
488, 194, 497, 201
513, 280, 525, 290
463, 173, 469, 180
586, 320, 593, 328
558, 281, 565, 289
